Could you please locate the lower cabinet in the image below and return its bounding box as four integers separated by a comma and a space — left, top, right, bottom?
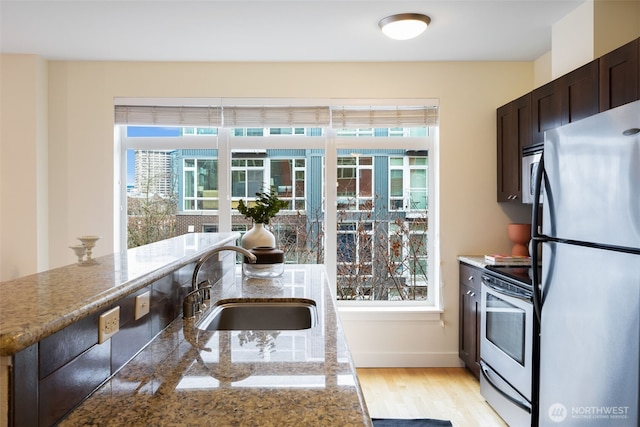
459, 262, 482, 380
10, 269, 191, 427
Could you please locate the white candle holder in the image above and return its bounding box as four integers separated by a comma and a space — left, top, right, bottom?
77, 235, 101, 265
69, 245, 87, 265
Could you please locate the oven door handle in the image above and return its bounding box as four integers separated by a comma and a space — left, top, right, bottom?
480, 362, 531, 413
483, 280, 531, 302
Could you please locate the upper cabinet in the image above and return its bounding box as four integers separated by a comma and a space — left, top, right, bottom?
497, 93, 530, 202
530, 80, 562, 148
563, 60, 601, 124
529, 60, 599, 148
599, 38, 640, 112
497, 37, 639, 203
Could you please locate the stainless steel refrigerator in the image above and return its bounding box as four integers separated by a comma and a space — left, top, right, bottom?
532, 100, 640, 426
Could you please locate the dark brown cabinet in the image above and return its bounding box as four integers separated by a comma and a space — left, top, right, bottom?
530, 80, 562, 148
562, 60, 600, 124
600, 37, 640, 112
499, 61, 599, 202
497, 42, 620, 202
459, 262, 483, 380
530, 60, 599, 147
11, 269, 191, 427
497, 93, 531, 202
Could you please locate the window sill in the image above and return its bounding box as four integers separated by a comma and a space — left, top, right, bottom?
337, 303, 442, 322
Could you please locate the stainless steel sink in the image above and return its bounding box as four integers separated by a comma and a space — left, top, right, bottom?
195, 298, 317, 331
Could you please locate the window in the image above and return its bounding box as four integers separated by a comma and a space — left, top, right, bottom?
125, 149, 178, 248
231, 157, 265, 202
183, 158, 218, 210
270, 159, 306, 210
183, 127, 219, 136
336, 156, 373, 211
389, 219, 429, 300
334, 149, 430, 302
228, 148, 312, 263
389, 154, 428, 211
336, 222, 374, 299
116, 100, 438, 306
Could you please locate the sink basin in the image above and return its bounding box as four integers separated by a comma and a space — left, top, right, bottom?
196, 299, 317, 331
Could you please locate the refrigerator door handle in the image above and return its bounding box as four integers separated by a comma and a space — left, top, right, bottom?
531, 153, 545, 324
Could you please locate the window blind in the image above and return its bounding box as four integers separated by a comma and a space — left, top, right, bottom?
330, 106, 439, 128
114, 106, 222, 127
222, 106, 331, 127
114, 104, 437, 128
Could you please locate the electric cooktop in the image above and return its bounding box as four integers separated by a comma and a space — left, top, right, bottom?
484, 265, 540, 290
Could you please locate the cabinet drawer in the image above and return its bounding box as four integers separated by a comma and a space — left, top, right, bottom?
39, 341, 111, 426
39, 312, 99, 379
459, 263, 483, 292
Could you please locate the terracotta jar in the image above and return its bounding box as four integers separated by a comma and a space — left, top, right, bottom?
507, 223, 532, 256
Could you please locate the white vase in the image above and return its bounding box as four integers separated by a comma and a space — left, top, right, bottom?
241, 223, 276, 249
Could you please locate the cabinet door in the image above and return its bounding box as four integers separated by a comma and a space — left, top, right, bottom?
599, 37, 640, 111
459, 282, 480, 379
531, 80, 562, 147
497, 93, 530, 202
563, 60, 599, 123
531, 60, 599, 147
459, 263, 483, 380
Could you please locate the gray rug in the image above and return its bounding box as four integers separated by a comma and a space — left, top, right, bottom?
372, 418, 452, 427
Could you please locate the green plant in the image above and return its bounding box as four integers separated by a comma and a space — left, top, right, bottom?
237, 188, 288, 225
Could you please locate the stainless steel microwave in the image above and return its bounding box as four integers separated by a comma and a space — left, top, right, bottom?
522, 149, 542, 204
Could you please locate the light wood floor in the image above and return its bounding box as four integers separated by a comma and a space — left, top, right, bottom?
356, 367, 508, 427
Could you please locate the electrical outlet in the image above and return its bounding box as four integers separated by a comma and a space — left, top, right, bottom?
98, 306, 120, 344
134, 291, 150, 320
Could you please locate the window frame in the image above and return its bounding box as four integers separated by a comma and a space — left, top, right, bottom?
333, 134, 436, 307
116, 99, 439, 309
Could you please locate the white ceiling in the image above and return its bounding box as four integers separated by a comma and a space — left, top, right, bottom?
0, 0, 587, 62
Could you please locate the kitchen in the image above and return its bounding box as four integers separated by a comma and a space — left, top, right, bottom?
1, 1, 639, 426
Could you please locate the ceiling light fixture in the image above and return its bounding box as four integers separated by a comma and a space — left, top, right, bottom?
378, 13, 431, 41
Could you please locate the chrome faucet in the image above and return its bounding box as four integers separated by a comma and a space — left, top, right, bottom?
183, 285, 213, 319
191, 245, 257, 291
184, 246, 257, 319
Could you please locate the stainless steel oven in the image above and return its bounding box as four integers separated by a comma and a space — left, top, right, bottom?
480, 268, 536, 427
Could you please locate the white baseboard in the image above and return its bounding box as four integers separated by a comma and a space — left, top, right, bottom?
350, 351, 465, 368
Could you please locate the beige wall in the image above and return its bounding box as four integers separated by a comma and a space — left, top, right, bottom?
552, 1, 595, 79
534, 50, 553, 89
594, 0, 640, 58
0, 54, 48, 281
1, 58, 533, 366
43, 60, 534, 274
550, 0, 640, 80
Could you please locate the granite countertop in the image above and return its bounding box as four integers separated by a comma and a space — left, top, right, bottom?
0, 233, 239, 356
60, 264, 372, 426
457, 255, 487, 269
